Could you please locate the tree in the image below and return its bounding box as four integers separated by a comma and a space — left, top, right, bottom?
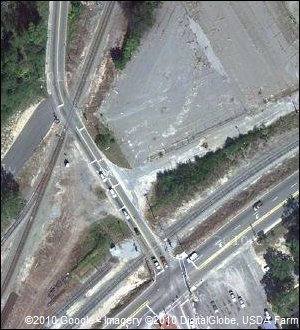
264, 248, 294, 281
261, 248, 295, 301
1, 166, 19, 201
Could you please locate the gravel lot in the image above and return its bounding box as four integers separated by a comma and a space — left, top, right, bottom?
99, 1, 298, 167
193, 245, 268, 329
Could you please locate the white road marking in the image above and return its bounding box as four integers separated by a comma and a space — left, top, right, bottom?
180, 298, 189, 306
57, 103, 64, 108
146, 304, 158, 317
272, 196, 278, 201
234, 224, 241, 230
89, 160, 97, 165
215, 240, 223, 247
79, 126, 85, 132
291, 182, 298, 188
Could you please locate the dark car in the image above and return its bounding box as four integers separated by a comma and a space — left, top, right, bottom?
134, 227, 140, 235
252, 200, 263, 211
160, 256, 168, 268
211, 300, 219, 313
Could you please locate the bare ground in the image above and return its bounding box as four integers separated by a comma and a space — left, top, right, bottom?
3, 133, 123, 329
16, 123, 61, 199
176, 153, 299, 253
66, 2, 105, 90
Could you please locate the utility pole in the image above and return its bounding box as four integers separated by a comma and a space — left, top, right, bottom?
144, 193, 164, 233
249, 222, 257, 238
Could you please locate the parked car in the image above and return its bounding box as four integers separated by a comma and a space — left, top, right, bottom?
121, 208, 130, 220
187, 251, 198, 263
238, 296, 246, 308
229, 290, 237, 302
252, 200, 263, 211
134, 227, 140, 235
108, 187, 117, 198
211, 300, 219, 313
151, 256, 161, 271
160, 256, 168, 268
97, 170, 107, 182
189, 318, 196, 329
264, 308, 272, 321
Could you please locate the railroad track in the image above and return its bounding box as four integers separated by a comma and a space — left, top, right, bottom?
67, 1, 115, 111
1, 1, 114, 246
1, 130, 66, 295
166, 137, 299, 238
49, 255, 145, 324
60, 257, 145, 329
1, 0, 116, 300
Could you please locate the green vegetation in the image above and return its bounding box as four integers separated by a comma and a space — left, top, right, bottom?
260, 197, 299, 318
1, 166, 26, 232
94, 186, 106, 200
67, 1, 83, 49
94, 122, 131, 169
95, 131, 115, 150
282, 196, 299, 274
150, 113, 299, 217
72, 216, 131, 278
271, 287, 299, 318
111, 1, 160, 69
1, 1, 49, 126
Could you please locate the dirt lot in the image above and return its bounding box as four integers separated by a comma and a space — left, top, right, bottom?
98, 1, 298, 167
194, 245, 268, 329
3, 132, 133, 329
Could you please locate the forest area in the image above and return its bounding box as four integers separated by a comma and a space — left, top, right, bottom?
1, 1, 48, 126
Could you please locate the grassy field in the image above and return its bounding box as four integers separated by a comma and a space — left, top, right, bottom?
271, 287, 299, 317
94, 122, 131, 169
150, 112, 299, 219
1, 194, 26, 233
66, 1, 83, 51
72, 216, 131, 279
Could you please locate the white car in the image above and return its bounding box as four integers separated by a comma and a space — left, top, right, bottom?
187, 251, 198, 263
151, 256, 161, 271
121, 208, 130, 220
238, 296, 246, 308
108, 187, 117, 198
97, 170, 107, 182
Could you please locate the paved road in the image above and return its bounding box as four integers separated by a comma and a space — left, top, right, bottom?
101, 172, 299, 329
2, 97, 54, 175
165, 135, 299, 240
48, 1, 166, 263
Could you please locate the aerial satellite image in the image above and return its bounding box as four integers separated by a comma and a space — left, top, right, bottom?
1, 1, 299, 329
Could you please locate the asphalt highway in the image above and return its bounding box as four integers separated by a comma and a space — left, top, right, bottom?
2, 2, 299, 328
102, 172, 299, 329
48, 2, 167, 267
